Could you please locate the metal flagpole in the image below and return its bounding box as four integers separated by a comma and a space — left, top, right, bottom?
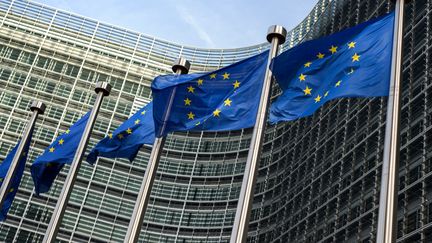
124, 57, 190, 243
0, 101, 45, 208
376, 1, 407, 242
230, 25, 286, 243
43, 82, 111, 243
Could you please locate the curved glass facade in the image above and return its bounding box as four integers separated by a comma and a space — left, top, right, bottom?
0, 0, 430, 242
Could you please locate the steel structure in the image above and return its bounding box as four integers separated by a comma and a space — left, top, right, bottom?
0, 0, 430, 242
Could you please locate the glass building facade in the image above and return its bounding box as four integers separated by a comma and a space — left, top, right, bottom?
0, 0, 430, 242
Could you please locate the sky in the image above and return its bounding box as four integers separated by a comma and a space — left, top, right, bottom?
32, 0, 319, 49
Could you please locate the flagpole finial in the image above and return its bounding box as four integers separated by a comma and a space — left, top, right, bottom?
172, 57, 190, 74
30, 100, 46, 115
95, 82, 112, 96
266, 25, 287, 44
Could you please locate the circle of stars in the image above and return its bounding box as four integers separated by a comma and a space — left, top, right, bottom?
297, 40, 361, 105
183, 71, 241, 126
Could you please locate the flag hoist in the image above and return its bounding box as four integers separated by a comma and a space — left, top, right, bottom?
266, 2, 404, 242
124, 57, 190, 243
377, 0, 408, 242
43, 82, 111, 243
0, 101, 45, 209
230, 25, 286, 243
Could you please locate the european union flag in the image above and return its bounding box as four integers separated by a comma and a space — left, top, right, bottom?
31, 112, 90, 194
152, 51, 269, 136
87, 102, 155, 163
0, 131, 32, 221
269, 12, 395, 123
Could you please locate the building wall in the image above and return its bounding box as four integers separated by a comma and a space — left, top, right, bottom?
0, 0, 330, 242
1, 0, 430, 242
251, 0, 432, 242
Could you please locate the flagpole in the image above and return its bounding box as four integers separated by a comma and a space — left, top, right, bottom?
230, 25, 286, 243
376, 1, 406, 242
124, 57, 190, 243
0, 101, 45, 208
43, 82, 111, 243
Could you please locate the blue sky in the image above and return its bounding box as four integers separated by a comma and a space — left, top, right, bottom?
33, 0, 318, 48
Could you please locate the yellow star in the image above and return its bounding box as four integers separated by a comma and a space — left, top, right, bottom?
141, 110, 146, 115
117, 134, 124, 139
324, 91, 329, 97
108, 133, 113, 139
9, 188, 14, 193
49, 147, 55, 153
233, 80, 240, 89
224, 98, 232, 106
314, 95, 322, 103
348, 41, 356, 49
195, 122, 201, 126
134, 119, 140, 125
58, 139, 64, 145
352, 53, 360, 62
126, 128, 132, 134
184, 98, 191, 106
317, 53, 325, 59
299, 74, 307, 82
213, 109, 221, 117
303, 86, 312, 95
210, 73, 217, 79
304, 62, 312, 68
65, 129, 70, 134
222, 72, 230, 80
0, 178, 3, 182
187, 86, 195, 93
329, 45, 338, 54
197, 79, 204, 86
335, 80, 342, 87
187, 111, 195, 120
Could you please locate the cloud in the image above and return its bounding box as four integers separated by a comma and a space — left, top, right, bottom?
176, 5, 216, 48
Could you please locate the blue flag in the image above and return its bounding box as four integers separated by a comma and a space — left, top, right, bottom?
0, 131, 32, 221
87, 102, 155, 163
269, 12, 395, 123
31, 112, 90, 195
152, 51, 269, 137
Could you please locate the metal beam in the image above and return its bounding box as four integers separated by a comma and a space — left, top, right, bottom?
230, 25, 287, 243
